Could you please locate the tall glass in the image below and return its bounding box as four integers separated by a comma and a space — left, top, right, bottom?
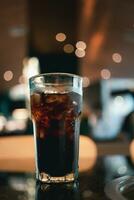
29, 73, 83, 183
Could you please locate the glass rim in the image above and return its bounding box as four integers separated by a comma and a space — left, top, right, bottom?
29, 72, 83, 82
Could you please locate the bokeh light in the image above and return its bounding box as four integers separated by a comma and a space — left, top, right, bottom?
23, 57, 40, 80
82, 77, 90, 88
3, 70, 13, 81
75, 49, 86, 58
114, 96, 125, 106
12, 109, 29, 120
76, 41, 87, 50
56, 33, 66, 42
112, 53, 122, 63
117, 166, 127, 175
101, 69, 111, 80
63, 44, 74, 53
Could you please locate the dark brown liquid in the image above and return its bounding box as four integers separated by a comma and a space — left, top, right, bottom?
31, 91, 82, 176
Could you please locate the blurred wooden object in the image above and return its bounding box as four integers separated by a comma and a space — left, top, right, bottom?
0, 136, 34, 172
79, 135, 97, 172
0, 135, 97, 173
130, 140, 134, 163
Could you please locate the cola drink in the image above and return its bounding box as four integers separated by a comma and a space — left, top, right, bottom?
30, 91, 82, 177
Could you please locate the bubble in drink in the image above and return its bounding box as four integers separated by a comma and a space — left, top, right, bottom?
31, 91, 82, 177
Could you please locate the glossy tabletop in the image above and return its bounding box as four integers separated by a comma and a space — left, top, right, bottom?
0, 136, 133, 199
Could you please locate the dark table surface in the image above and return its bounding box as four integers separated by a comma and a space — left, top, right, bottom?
0, 155, 134, 200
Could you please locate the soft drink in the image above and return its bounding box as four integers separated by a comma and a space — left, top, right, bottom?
31, 91, 82, 177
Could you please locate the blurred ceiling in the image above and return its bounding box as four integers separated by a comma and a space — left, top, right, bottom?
80, 0, 134, 79
30, 0, 134, 79
0, 0, 134, 91
29, 0, 79, 53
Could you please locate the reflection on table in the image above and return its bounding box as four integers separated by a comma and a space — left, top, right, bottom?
36, 181, 80, 200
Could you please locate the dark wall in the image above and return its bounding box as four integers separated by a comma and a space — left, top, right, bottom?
28, 0, 80, 74
29, 47, 78, 74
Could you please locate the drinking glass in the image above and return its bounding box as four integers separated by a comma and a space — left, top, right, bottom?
29, 73, 83, 183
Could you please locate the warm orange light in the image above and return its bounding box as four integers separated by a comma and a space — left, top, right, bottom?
79, 136, 97, 172
112, 53, 122, 63
0, 116, 6, 131
101, 69, 111, 80
56, 33, 66, 42
3, 70, 13, 81
87, 32, 104, 62
75, 49, 86, 58
63, 44, 74, 53
130, 140, 134, 163
76, 41, 87, 50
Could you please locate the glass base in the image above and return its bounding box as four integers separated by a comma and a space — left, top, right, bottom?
37, 172, 76, 183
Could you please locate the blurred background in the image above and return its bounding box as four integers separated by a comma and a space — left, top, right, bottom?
0, 0, 134, 142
